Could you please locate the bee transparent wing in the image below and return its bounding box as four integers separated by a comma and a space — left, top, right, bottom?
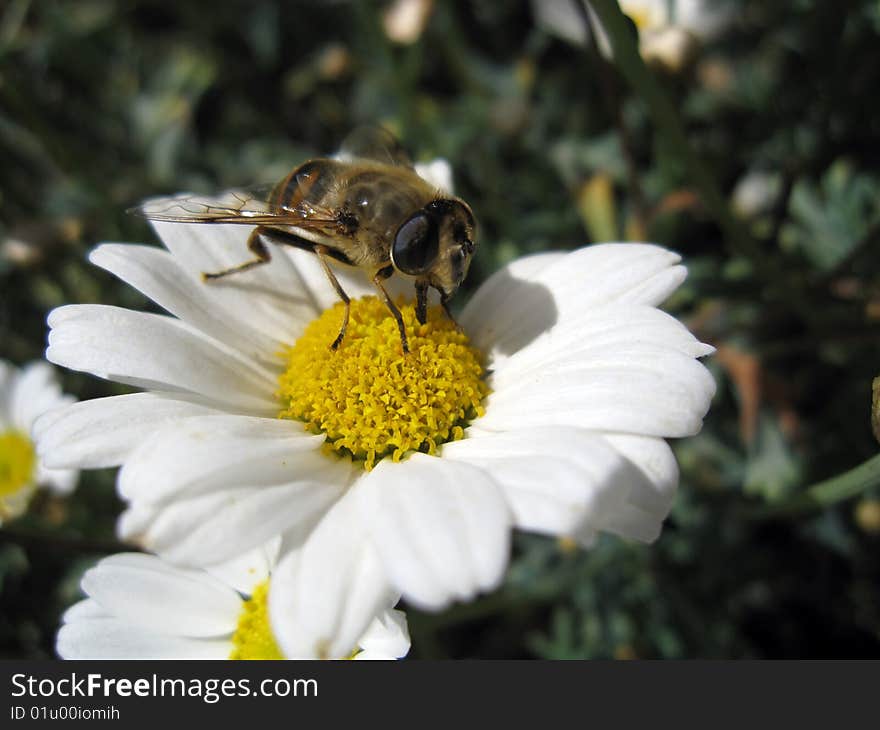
337, 126, 414, 168
133, 186, 277, 224
131, 186, 340, 230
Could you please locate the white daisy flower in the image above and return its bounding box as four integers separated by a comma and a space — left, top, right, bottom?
36, 163, 714, 657
0, 359, 78, 523
533, 0, 733, 70
57, 547, 409, 660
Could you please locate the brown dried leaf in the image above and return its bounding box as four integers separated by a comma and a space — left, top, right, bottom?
714, 343, 762, 445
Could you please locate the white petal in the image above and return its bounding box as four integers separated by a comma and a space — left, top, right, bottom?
57, 618, 229, 659
150, 221, 318, 341
152, 220, 377, 325
460, 252, 565, 351
117, 501, 160, 543
463, 244, 686, 362
491, 304, 714, 385
593, 501, 665, 542
479, 345, 716, 437
415, 158, 454, 193
361, 454, 512, 610
131, 476, 347, 566
46, 305, 277, 413
620, 262, 687, 306
270, 489, 394, 659
354, 608, 410, 660
0, 359, 16, 406
33, 392, 221, 470
9, 361, 72, 433
459, 427, 678, 542
600, 433, 679, 515
90, 243, 286, 365
36, 464, 78, 495
204, 538, 279, 595
80, 553, 241, 637
280, 245, 385, 309
62, 598, 109, 623
117, 415, 326, 503
533, 244, 688, 310
0, 359, 13, 426
443, 427, 633, 536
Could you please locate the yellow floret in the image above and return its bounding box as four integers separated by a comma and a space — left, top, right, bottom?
229, 581, 284, 660
277, 296, 489, 470
0, 430, 36, 499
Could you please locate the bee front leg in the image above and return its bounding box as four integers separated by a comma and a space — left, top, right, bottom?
415, 280, 429, 325
373, 267, 409, 355
440, 291, 464, 333
313, 244, 351, 351
202, 227, 271, 281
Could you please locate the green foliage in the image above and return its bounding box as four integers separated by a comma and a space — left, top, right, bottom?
2, 0, 880, 659
783, 160, 880, 272
744, 414, 802, 501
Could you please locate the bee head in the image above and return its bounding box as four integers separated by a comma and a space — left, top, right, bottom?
390, 198, 476, 298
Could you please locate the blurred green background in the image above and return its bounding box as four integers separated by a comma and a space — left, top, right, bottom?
2, 0, 880, 658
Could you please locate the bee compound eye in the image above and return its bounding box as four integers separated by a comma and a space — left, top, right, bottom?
391, 212, 439, 275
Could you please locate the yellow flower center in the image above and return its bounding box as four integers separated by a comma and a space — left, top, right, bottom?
0, 430, 36, 499
229, 581, 283, 660
277, 296, 489, 470
229, 579, 364, 660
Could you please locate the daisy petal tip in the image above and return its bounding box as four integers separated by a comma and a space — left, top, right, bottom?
87, 244, 112, 265
115, 510, 146, 545
87, 243, 137, 274
43, 345, 61, 369
670, 262, 688, 281
55, 625, 78, 660
653, 243, 683, 266
45, 304, 79, 329
45, 470, 79, 495
355, 608, 410, 659
621, 517, 664, 545
594, 240, 681, 263
265, 555, 338, 660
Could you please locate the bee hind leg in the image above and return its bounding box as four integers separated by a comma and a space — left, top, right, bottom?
202, 227, 270, 281
314, 244, 350, 351
373, 267, 409, 355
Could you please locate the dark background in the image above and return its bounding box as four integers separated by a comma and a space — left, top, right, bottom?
2, 0, 880, 658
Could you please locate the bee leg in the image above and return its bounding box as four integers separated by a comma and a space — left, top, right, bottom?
313, 244, 350, 351
440, 292, 464, 333
415, 280, 429, 325
373, 268, 409, 355
202, 227, 270, 281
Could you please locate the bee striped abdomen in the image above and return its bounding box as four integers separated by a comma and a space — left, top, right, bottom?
270, 158, 339, 214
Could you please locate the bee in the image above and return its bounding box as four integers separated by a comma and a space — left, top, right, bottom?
133, 128, 476, 354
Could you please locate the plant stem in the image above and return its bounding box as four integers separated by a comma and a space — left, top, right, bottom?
586, 0, 762, 262
749, 453, 880, 518
575, 2, 646, 232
